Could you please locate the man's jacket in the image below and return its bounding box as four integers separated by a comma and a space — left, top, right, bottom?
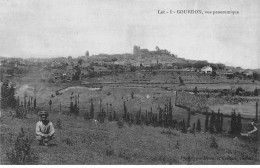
36, 120, 55, 136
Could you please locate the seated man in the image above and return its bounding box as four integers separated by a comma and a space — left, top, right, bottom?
36, 111, 55, 146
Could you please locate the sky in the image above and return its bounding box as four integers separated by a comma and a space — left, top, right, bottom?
0, 0, 259, 69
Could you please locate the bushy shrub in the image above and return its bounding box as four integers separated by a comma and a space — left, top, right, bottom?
83, 112, 91, 121
196, 119, 201, 132
117, 120, 124, 129
105, 145, 114, 156
236, 87, 244, 96
47, 77, 55, 83
253, 88, 258, 96
15, 107, 27, 119
6, 128, 38, 165
62, 138, 73, 146
210, 136, 218, 149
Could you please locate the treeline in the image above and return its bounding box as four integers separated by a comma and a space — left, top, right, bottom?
1, 80, 16, 109
171, 61, 226, 70
1, 80, 38, 119
204, 110, 224, 133
64, 95, 229, 135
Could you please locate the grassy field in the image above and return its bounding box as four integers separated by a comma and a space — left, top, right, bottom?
209, 102, 258, 119
0, 108, 259, 165
1, 67, 260, 164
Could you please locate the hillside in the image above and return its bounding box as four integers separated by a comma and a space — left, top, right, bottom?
1, 110, 259, 165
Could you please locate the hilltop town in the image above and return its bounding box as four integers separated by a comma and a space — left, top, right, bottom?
0, 46, 259, 165
1, 46, 259, 84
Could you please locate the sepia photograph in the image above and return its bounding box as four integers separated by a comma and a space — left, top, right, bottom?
0, 0, 259, 165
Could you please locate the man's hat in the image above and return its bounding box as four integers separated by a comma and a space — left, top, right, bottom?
38, 111, 48, 117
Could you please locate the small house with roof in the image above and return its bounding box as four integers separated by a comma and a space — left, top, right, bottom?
201, 66, 212, 73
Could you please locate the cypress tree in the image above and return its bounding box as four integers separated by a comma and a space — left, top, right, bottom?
59, 102, 61, 114
49, 99, 52, 113
187, 110, 191, 128
209, 111, 216, 133
17, 96, 20, 107
70, 101, 74, 114
230, 111, 237, 133
196, 119, 201, 132
145, 110, 148, 125
158, 107, 162, 126
28, 99, 30, 108
168, 99, 173, 122
182, 119, 187, 133
220, 113, 224, 132
254, 87, 258, 96
8, 85, 16, 108
109, 111, 113, 121
74, 98, 78, 115
113, 111, 117, 121
24, 97, 26, 109
1, 80, 9, 108
192, 123, 196, 133
205, 111, 209, 132
34, 98, 36, 109
123, 101, 127, 120
90, 101, 94, 119
237, 113, 242, 134
193, 86, 198, 95
216, 111, 221, 133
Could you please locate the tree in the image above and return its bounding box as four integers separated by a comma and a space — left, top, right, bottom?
90, 100, 94, 119
237, 113, 242, 134
74, 97, 79, 116
49, 100, 52, 113
131, 91, 134, 99
209, 111, 216, 133
8, 84, 16, 108
253, 72, 260, 81
220, 113, 224, 132
196, 119, 201, 132
230, 111, 237, 134
216, 63, 225, 70
236, 87, 244, 96
179, 76, 185, 86
34, 98, 37, 109
113, 111, 118, 121
27, 98, 31, 108
17, 96, 20, 107
191, 123, 196, 134
1, 80, 10, 108
181, 119, 187, 133
215, 111, 222, 133
123, 101, 127, 120
211, 70, 217, 78
78, 59, 83, 65
205, 111, 209, 132
1, 80, 16, 109
194, 61, 208, 69
72, 65, 81, 81
85, 51, 89, 57
193, 86, 198, 95
70, 102, 74, 114
24, 97, 27, 109
33, 84, 40, 109
155, 46, 160, 52
210, 63, 218, 70
254, 87, 259, 96
187, 110, 191, 128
